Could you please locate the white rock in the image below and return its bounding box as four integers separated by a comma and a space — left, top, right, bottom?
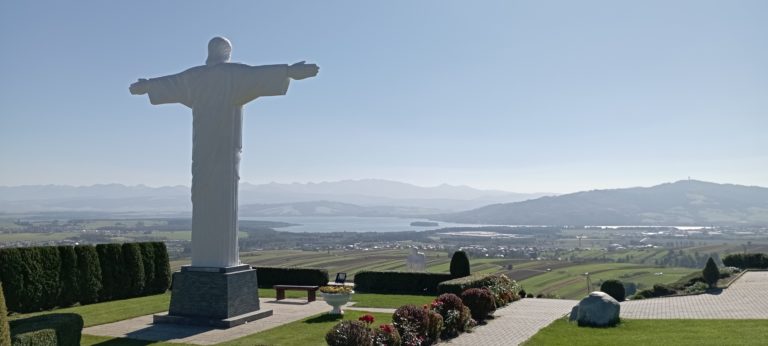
575, 291, 620, 327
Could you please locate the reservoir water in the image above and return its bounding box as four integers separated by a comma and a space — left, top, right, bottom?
240, 216, 492, 233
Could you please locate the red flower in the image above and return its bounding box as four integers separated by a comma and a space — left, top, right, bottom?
379, 324, 394, 333
358, 314, 375, 324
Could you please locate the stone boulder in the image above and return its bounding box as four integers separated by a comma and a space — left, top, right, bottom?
570, 291, 620, 327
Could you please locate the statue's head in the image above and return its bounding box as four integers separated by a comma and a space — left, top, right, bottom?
206, 36, 232, 66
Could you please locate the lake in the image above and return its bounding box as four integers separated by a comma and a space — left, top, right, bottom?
240, 216, 493, 233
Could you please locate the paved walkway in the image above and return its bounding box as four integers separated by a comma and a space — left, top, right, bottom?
84, 298, 333, 345
447, 298, 577, 346
621, 271, 768, 319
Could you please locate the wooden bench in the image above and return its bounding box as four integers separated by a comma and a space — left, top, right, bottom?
274, 285, 320, 302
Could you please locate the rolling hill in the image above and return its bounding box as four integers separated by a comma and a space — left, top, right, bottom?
436, 180, 768, 226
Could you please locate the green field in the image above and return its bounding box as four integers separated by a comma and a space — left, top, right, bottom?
518, 263, 696, 299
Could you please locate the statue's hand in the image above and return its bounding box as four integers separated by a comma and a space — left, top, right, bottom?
129, 79, 149, 95
288, 61, 319, 80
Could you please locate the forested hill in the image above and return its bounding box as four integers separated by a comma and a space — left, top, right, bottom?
436, 180, 768, 226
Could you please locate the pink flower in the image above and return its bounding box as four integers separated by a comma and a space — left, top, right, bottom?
379, 324, 394, 333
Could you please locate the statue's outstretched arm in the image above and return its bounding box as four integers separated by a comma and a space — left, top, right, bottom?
287, 61, 319, 80
129, 79, 150, 95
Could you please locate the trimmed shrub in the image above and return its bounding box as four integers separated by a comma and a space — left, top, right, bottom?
96, 243, 124, 300
354, 271, 453, 295
437, 273, 497, 296
526, 293, 533, 298
461, 288, 496, 321
325, 320, 373, 346
519, 289, 527, 298
0, 247, 62, 312
685, 281, 709, 295
122, 243, 145, 297
1, 283, 10, 346
722, 253, 768, 269
652, 284, 675, 296
253, 266, 328, 288
449, 251, 470, 278
139, 243, 156, 295
74, 245, 101, 304
150, 242, 171, 294
392, 304, 429, 345
9, 313, 83, 346
373, 324, 401, 346
600, 279, 626, 302
57, 246, 79, 307
703, 257, 720, 288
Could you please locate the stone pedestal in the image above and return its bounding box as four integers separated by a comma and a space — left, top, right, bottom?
153, 265, 272, 328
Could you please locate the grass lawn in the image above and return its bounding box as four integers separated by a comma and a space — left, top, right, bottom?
351, 292, 434, 308
81, 310, 393, 346
523, 318, 768, 346
9, 292, 172, 327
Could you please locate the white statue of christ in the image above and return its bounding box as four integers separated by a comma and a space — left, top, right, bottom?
130, 37, 318, 268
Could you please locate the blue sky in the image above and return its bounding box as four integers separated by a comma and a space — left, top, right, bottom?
1, 0, 766, 193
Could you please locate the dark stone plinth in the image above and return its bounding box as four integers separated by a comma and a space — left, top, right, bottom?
153, 265, 271, 328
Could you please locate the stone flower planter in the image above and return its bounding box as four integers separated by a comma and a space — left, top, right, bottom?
321, 291, 353, 315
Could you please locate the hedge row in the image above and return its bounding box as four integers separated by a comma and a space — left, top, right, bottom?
0, 242, 170, 313
354, 271, 454, 294
9, 313, 83, 346
438, 273, 498, 296
252, 266, 329, 288
722, 253, 768, 269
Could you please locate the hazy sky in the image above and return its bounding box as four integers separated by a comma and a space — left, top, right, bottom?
1, 1, 766, 193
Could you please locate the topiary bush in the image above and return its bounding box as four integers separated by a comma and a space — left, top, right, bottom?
122, 243, 145, 298
703, 257, 720, 288
461, 288, 496, 321
392, 304, 429, 345
74, 245, 101, 304
139, 242, 156, 295
0, 248, 25, 312
9, 313, 83, 346
57, 246, 79, 308
449, 251, 470, 278
36, 246, 63, 310
373, 324, 401, 346
325, 320, 373, 346
600, 279, 626, 301
1, 282, 10, 346
519, 289, 527, 298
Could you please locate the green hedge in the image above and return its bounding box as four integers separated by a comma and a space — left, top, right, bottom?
74, 245, 101, 305
354, 271, 454, 294
252, 266, 329, 288
9, 313, 83, 346
1, 282, 10, 346
723, 253, 768, 269
437, 273, 497, 296
0, 242, 169, 313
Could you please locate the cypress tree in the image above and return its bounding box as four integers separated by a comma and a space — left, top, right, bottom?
1, 282, 11, 346
75, 245, 102, 304
57, 246, 79, 307
122, 243, 145, 297
0, 248, 25, 312
703, 257, 720, 288
152, 242, 171, 294
36, 246, 62, 310
449, 250, 471, 278
18, 247, 45, 312
96, 244, 124, 301
139, 242, 156, 295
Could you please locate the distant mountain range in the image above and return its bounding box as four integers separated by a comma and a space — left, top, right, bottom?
436, 180, 768, 226
0, 179, 550, 214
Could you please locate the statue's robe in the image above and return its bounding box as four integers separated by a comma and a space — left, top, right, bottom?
145, 63, 289, 268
